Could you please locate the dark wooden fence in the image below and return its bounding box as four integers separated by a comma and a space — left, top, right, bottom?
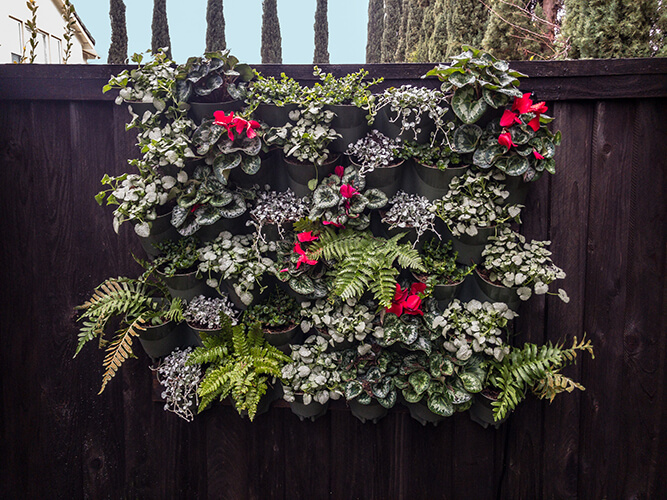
0, 59, 665, 500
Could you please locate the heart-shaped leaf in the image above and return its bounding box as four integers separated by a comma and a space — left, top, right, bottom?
453, 124, 483, 153
240, 155, 261, 175
451, 87, 488, 124
428, 393, 454, 417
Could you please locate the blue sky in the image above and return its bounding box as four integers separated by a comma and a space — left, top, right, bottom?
73, 0, 369, 64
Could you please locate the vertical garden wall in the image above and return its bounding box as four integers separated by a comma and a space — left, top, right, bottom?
0, 59, 665, 499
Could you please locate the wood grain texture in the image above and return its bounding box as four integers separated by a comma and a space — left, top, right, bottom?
0, 71, 666, 499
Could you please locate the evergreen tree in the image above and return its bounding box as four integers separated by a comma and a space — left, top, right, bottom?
445, 0, 489, 57
313, 0, 330, 63
563, 0, 662, 59
482, 0, 543, 60
366, 0, 384, 63
382, 0, 401, 62
108, 0, 128, 64
415, 2, 436, 61
428, 0, 450, 62
394, 0, 409, 62
205, 0, 226, 52
151, 0, 171, 58
405, 0, 426, 61
261, 0, 282, 63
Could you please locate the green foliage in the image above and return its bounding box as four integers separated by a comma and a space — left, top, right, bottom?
25, 1, 39, 64
190, 317, 290, 420
420, 239, 475, 285
309, 228, 425, 307
205, 0, 226, 52
486, 335, 595, 421
61, 0, 76, 64
245, 71, 305, 108
366, 0, 384, 63
139, 235, 200, 278
107, 0, 128, 64
379, 311, 441, 355
340, 345, 401, 408
482, 0, 545, 60
313, 0, 330, 64
310, 67, 383, 109
261, 0, 282, 63
151, 0, 172, 59
243, 287, 300, 329
75, 277, 182, 394
382, 0, 401, 62
563, 0, 664, 59
397, 141, 460, 170
395, 350, 486, 416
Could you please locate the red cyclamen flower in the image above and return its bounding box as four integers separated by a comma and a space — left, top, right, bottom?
512, 93, 533, 114
297, 231, 319, 243
293, 242, 318, 269
533, 150, 545, 160
500, 109, 522, 128
340, 184, 359, 199
498, 132, 516, 151
335, 165, 345, 178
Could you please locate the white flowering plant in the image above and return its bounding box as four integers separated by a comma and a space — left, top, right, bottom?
281, 335, 344, 405
382, 191, 440, 244
153, 347, 202, 422
197, 231, 276, 306
440, 299, 517, 362
433, 170, 523, 237
373, 85, 449, 142
480, 227, 569, 302
264, 104, 340, 166
300, 297, 383, 348
95, 171, 182, 236
345, 130, 401, 175
184, 294, 239, 329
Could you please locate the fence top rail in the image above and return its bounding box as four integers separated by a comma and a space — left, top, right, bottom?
2, 58, 666, 102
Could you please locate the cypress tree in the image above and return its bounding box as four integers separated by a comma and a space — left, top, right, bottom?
313, 0, 329, 63
482, 0, 542, 60
445, 0, 489, 57
205, 0, 226, 52
382, 0, 401, 62
394, 0, 409, 62
405, 0, 426, 61
366, 0, 384, 63
563, 0, 661, 59
261, 0, 282, 63
151, 0, 171, 58
108, 0, 128, 63
428, 0, 450, 62
415, 2, 435, 61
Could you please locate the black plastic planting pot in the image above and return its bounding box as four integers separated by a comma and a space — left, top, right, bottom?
411, 162, 468, 200
472, 268, 521, 311
189, 100, 244, 125
281, 153, 340, 199
324, 104, 370, 153
348, 399, 388, 424
287, 394, 330, 422
156, 269, 210, 302
253, 103, 299, 128
404, 400, 447, 426
353, 159, 406, 199
137, 211, 179, 259
373, 106, 436, 143
138, 321, 201, 362
450, 225, 499, 266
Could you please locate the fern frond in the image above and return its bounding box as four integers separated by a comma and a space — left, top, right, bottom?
98, 316, 145, 394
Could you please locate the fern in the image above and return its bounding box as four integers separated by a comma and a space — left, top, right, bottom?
309, 229, 425, 307
98, 317, 146, 394
487, 335, 594, 421
192, 318, 290, 420
75, 276, 181, 393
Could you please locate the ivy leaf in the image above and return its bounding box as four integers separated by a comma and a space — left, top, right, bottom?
345, 380, 364, 400
408, 371, 430, 395
453, 124, 483, 153
451, 87, 488, 124
428, 393, 454, 417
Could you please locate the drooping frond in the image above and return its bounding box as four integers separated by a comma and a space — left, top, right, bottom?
98, 316, 146, 394
488, 335, 594, 421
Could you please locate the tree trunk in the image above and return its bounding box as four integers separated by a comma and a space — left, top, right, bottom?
108, 0, 128, 63
261, 0, 282, 63
205, 0, 226, 52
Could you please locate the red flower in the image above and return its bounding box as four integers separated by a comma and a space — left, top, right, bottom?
512, 93, 533, 114
335, 165, 345, 178
213, 110, 234, 126
245, 120, 261, 139
500, 110, 521, 128
340, 184, 359, 199
498, 132, 516, 151
527, 116, 541, 132
293, 242, 318, 269
213, 111, 260, 141
385, 283, 426, 317
529, 101, 548, 114
322, 220, 344, 228
533, 150, 545, 160
297, 231, 319, 243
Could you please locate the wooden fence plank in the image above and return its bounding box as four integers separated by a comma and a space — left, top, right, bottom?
577, 100, 636, 498
540, 101, 595, 499
616, 98, 667, 498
